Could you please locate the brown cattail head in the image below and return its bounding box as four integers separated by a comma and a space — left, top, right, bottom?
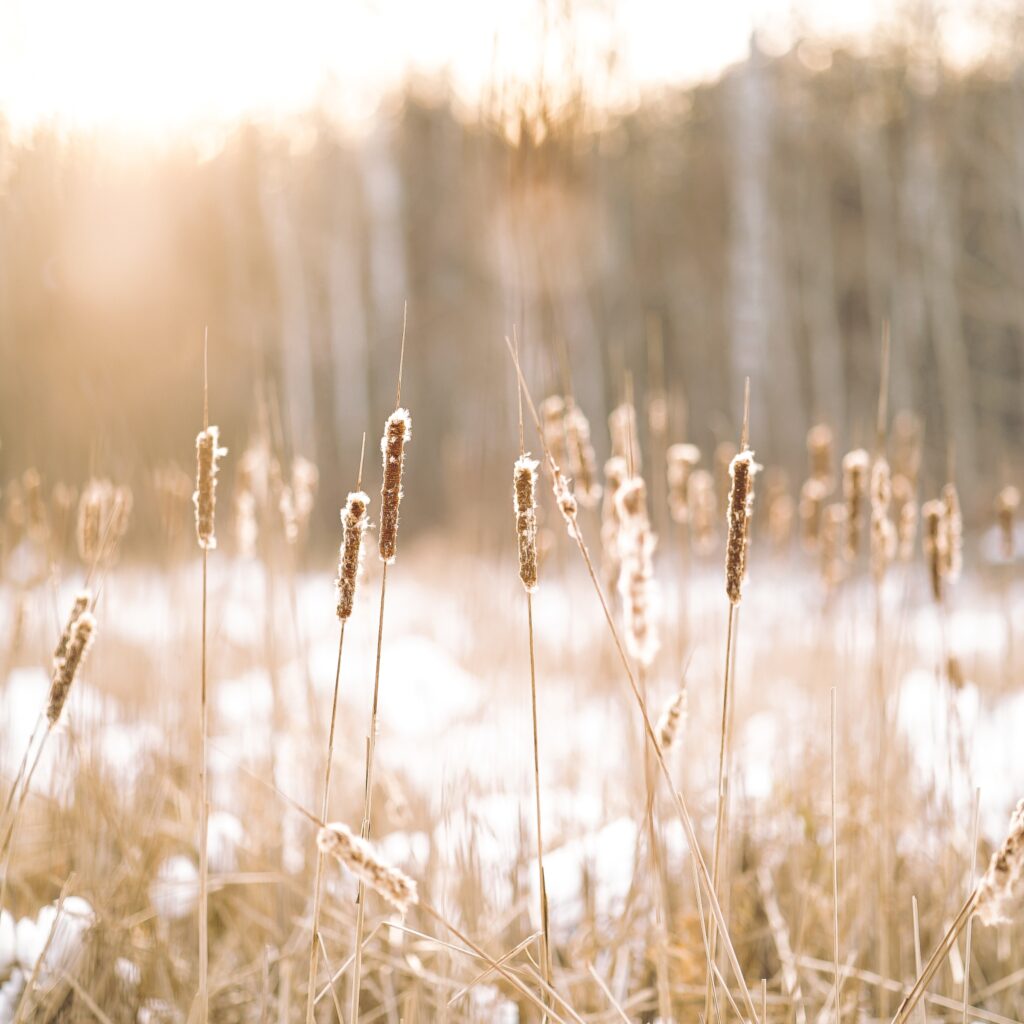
995, 485, 1020, 561
513, 455, 539, 593
725, 450, 759, 605
540, 396, 568, 471
317, 821, 418, 914
656, 688, 687, 751
336, 491, 371, 620
922, 499, 947, 603
869, 456, 897, 583
688, 469, 717, 555
379, 408, 411, 564
609, 403, 641, 471
975, 799, 1024, 926
842, 449, 870, 561
799, 477, 828, 552
616, 476, 660, 666
53, 590, 91, 667
194, 426, 227, 550
47, 610, 96, 725
942, 482, 963, 583
807, 424, 834, 485
564, 401, 601, 507
666, 443, 700, 525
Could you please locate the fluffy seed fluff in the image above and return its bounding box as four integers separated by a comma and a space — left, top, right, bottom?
656, 689, 687, 751
564, 401, 601, 507
379, 409, 411, 564
194, 426, 227, 550
47, 610, 96, 725
336, 491, 370, 620
317, 822, 418, 914
53, 591, 91, 668
922, 499, 947, 603
842, 449, 870, 562
725, 450, 759, 605
513, 455, 540, 593
553, 468, 579, 537
667, 443, 701, 525
996, 485, 1020, 561
975, 798, 1024, 926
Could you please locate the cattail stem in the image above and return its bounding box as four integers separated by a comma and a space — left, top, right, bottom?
198, 545, 209, 1020
831, 687, 841, 1024
305, 623, 347, 1024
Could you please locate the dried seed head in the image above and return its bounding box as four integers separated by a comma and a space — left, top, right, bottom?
194, 426, 227, 550
995, 485, 1020, 561
379, 409, 411, 564
615, 477, 649, 527
540, 396, 568, 471
317, 821, 418, 914
106, 486, 133, 563
799, 477, 828, 552
666, 443, 700, 525
942, 482, 963, 583
609, 403, 641, 471
47, 611, 96, 725
893, 474, 918, 562
336, 491, 370, 620
725, 450, 759, 605
77, 479, 112, 565
564, 401, 601, 507
975, 799, 1024, 926
53, 590, 91, 667
513, 456, 540, 593
870, 457, 896, 583
922, 499, 947, 603
807, 424, 834, 484
688, 469, 717, 555
616, 477, 659, 666
821, 503, 848, 589
552, 468, 579, 537
842, 449, 870, 561
601, 456, 629, 585
656, 689, 688, 751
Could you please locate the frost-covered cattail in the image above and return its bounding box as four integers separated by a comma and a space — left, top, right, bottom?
317, 822, 417, 914
842, 449, 870, 561
995, 486, 1020, 561
821, 503, 848, 589
194, 427, 227, 550
47, 611, 96, 725
609, 403, 641, 471
942, 482, 963, 583
667, 443, 700, 525
513, 456, 539, 593
53, 591, 91, 668
656, 689, 688, 751
77, 480, 111, 565
807, 424, 834, 485
922, 499, 947, 603
893, 474, 918, 562
552, 467, 579, 537
799, 477, 828, 552
870, 457, 897, 583
688, 469, 717, 554
725, 450, 759, 605
564, 401, 601, 507
975, 799, 1024, 926
616, 478, 660, 667
540, 396, 569, 472
379, 409, 411, 564
336, 491, 370, 620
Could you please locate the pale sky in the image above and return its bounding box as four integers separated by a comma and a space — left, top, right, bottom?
0, 0, 1000, 142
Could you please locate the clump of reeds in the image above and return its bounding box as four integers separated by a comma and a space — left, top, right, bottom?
666, 443, 700, 525
336, 491, 371, 619
842, 449, 870, 561
615, 477, 660, 667
869, 456, 896, 583
656, 689, 687, 751
379, 409, 411, 564
194, 426, 227, 550
996, 485, 1020, 560
941, 481, 963, 583
725, 450, 758, 605
564, 399, 601, 507
318, 823, 418, 914
513, 456, 540, 592
922, 499, 947, 602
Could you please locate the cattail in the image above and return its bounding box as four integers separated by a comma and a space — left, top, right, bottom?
688, 469, 717, 554
893, 474, 918, 562
540, 396, 569, 471
552, 468, 579, 536
656, 689, 688, 751
47, 611, 96, 725
922, 499, 947, 603
317, 822, 417, 914
799, 477, 828, 552
609, 403, 641, 471
564, 401, 601, 507
379, 409, 411, 564
806, 424, 834, 485
942, 482, 963, 583
725, 450, 758, 605
995, 485, 1020, 561
667, 443, 700, 525
513, 456, 539, 593
975, 799, 1024, 926
336, 491, 370, 620
870, 456, 897, 583
821, 503, 848, 589
77, 480, 111, 565
53, 590, 90, 667
616, 478, 660, 667
601, 456, 628, 584
194, 427, 227, 550
842, 449, 870, 561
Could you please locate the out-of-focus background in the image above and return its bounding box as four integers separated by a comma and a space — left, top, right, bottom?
2, 0, 1023, 544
